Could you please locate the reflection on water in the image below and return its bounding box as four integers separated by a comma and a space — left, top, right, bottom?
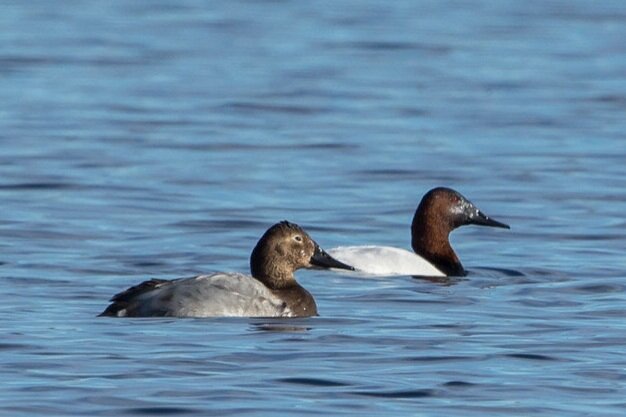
412, 275, 463, 286
2, 0, 626, 416
249, 322, 312, 333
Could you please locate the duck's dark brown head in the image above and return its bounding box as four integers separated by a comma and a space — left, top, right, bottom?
411, 187, 509, 276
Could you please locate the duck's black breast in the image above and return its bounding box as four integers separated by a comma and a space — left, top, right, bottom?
424, 253, 466, 277
272, 285, 318, 317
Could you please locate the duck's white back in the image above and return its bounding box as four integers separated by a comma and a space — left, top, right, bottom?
328, 246, 445, 277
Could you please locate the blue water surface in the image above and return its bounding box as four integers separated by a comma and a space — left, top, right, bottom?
1, 1, 626, 416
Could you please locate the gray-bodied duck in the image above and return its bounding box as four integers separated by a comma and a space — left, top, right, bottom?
100, 221, 354, 318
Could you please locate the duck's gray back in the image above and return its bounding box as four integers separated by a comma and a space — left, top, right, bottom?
112, 273, 292, 318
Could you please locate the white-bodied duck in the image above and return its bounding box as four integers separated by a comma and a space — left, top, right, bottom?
328, 187, 510, 277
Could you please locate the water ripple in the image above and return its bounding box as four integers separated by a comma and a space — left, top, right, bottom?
351, 389, 436, 398
277, 377, 350, 387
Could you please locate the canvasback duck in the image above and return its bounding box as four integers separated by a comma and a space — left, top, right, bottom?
328, 187, 510, 277
100, 221, 354, 318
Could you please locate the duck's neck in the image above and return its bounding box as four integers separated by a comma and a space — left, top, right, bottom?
411, 213, 466, 276
250, 264, 317, 316
272, 285, 318, 317
251, 264, 294, 290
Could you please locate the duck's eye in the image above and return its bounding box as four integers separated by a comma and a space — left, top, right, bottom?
293, 235, 303, 242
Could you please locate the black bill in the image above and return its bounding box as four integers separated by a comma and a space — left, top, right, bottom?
310, 245, 355, 270
470, 210, 510, 229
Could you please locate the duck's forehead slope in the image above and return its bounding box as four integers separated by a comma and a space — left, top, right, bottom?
449, 195, 474, 215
